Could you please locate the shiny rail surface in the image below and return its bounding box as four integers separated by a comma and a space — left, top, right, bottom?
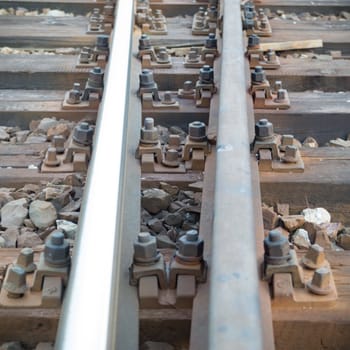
56, 0, 271, 348
55, 0, 135, 349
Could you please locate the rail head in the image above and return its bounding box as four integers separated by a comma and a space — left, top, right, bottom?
55, 1, 134, 349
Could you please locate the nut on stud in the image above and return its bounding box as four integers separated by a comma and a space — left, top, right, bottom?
264, 229, 291, 265
162, 149, 180, 167
140, 117, 159, 144
88, 67, 104, 88
139, 69, 156, 88
248, 34, 260, 48
255, 118, 273, 140
44, 230, 70, 268
199, 65, 214, 84
139, 34, 151, 51
176, 230, 204, 263
251, 66, 266, 84
133, 232, 160, 265
188, 121, 207, 142
205, 33, 217, 49
52, 135, 65, 154
307, 267, 332, 295
44, 147, 60, 167
73, 122, 94, 146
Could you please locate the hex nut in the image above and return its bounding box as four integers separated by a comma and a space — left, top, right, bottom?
264, 229, 291, 265
44, 230, 70, 268
251, 66, 266, 83
133, 232, 160, 264
139, 34, 151, 50
176, 230, 204, 262
248, 34, 260, 47
96, 35, 109, 49
199, 65, 214, 84
88, 67, 104, 88
67, 83, 82, 104
255, 118, 273, 140
73, 122, 94, 146
205, 33, 217, 49
141, 117, 159, 143
139, 69, 155, 87
188, 121, 207, 142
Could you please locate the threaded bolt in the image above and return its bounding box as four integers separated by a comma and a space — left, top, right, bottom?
139, 69, 155, 87
188, 50, 200, 63
139, 34, 151, 51
205, 33, 217, 49
199, 65, 214, 84
157, 48, 170, 63
276, 89, 287, 101
67, 83, 82, 104
183, 81, 194, 92
96, 35, 109, 49
248, 34, 260, 48
302, 244, 326, 270
274, 81, 282, 91
162, 91, 176, 105
162, 149, 180, 167
141, 117, 159, 143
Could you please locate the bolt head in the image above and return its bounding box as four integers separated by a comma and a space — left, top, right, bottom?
188, 121, 207, 142
141, 117, 159, 143
96, 35, 109, 49
139, 69, 155, 87
139, 34, 151, 50
264, 229, 291, 265
307, 267, 332, 295
248, 34, 260, 47
199, 65, 214, 84
3, 266, 27, 296
205, 33, 217, 49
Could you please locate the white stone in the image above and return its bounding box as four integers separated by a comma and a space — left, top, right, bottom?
56, 219, 78, 239
37, 117, 59, 133
0, 198, 28, 228
292, 228, 311, 249
0, 236, 6, 248
302, 207, 331, 225
29, 200, 57, 229
0, 127, 10, 141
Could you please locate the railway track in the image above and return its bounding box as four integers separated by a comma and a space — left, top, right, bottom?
0, 0, 349, 349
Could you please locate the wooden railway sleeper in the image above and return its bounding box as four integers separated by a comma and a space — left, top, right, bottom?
263, 230, 337, 306
252, 118, 304, 172
0, 231, 70, 308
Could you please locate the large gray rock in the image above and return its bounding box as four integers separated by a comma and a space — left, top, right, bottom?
56, 219, 77, 239
2, 227, 19, 247
18, 229, 43, 248
141, 189, 171, 214
29, 200, 57, 229
1, 198, 28, 228
302, 207, 331, 225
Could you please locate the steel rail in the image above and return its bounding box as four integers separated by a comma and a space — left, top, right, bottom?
55, 1, 136, 349
208, 0, 266, 349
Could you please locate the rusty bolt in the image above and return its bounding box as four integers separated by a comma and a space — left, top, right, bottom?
162, 149, 180, 167
199, 65, 214, 84
307, 267, 332, 295
282, 145, 298, 163
96, 35, 109, 50
141, 117, 159, 144
88, 67, 104, 88
139, 69, 156, 87
44, 230, 70, 268
266, 49, 277, 63
44, 147, 60, 167
188, 50, 200, 63
302, 244, 326, 270
67, 83, 82, 104
205, 33, 217, 49
15, 247, 36, 273
133, 232, 160, 264
138, 34, 151, 51
251, 66, 266, 84
255, 118, 274, 140
189, 121, 207, 142
52, 135, 65, 154
207, 6, 218, 21
168, 134, 181, 148
162, 91, 176, 105
275, 89, 287, 102
157, 48, 170, 63
248, 34, 260, 48
177, 230, 204, 263
274, 81, 282, 91
73, 122, 94, 146
264, 229, 291, 265
80, 48, 92, 63
3, 266, 27, 298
